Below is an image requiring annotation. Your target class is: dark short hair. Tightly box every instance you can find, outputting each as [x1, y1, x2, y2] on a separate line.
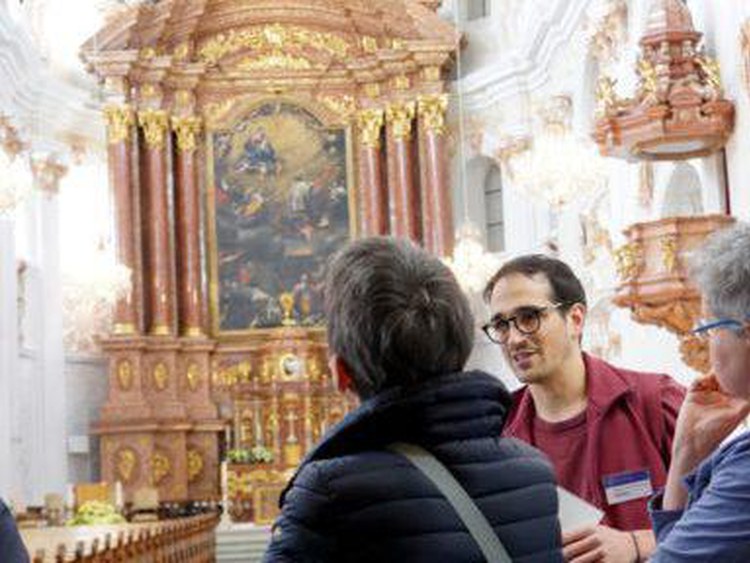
[325, 237, 474, 399]
[483, 254, 587, 308]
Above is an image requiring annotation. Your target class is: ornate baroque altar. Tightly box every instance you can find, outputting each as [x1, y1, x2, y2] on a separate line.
[81, 0, 458, 518]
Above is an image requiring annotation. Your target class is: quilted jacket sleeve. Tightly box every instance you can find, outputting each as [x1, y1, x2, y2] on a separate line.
[263, 463, 335, 562]
[0, 500, 29, 563]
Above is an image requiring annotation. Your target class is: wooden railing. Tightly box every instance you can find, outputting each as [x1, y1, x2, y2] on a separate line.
[26, 513, 219, 562]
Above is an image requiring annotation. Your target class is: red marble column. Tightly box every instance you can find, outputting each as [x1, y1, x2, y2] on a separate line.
[418, 94, 454, 257]
[385, 101, 420, 242]
[104, 105, 139, 335]
[172, 115, 204, 337]
[355, 108, 387, 236]
[138, 109, 174, 336]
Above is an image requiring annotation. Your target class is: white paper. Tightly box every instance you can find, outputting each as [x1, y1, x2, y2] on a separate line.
[557, 486, 604, 533]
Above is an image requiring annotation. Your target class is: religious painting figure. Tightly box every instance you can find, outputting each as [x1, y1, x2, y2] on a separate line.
[210, 102, 351, 333]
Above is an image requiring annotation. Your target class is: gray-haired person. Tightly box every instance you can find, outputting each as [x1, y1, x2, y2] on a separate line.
[264, 237, 563, 562]
[649, 221, 750, 561]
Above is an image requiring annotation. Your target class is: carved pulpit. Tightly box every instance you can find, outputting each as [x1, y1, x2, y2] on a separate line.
[81, 0, 458, 520]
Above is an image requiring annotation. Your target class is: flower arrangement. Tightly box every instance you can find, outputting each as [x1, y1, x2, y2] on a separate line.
[67, 500, 126, 526]
[226, 445, 274, 464]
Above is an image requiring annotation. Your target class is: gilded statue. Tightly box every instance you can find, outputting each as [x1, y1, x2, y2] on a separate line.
[660, 236, 679, 274]
[279, 292, 295, 326]
[636, 58, 658, 100]
[595, 76, 619, 117]
[696, 55, 723, 99]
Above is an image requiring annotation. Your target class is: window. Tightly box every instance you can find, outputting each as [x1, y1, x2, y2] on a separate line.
[484, 164, 504, 252]
[465, 0, 490, 21]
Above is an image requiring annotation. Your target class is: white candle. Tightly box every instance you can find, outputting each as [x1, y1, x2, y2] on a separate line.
[65, 484, 74, 510]
[114, 481, 123, 509]
[221, 461, 228, 498]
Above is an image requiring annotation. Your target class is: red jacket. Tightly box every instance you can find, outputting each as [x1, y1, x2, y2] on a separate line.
[503, 353, 686, 531]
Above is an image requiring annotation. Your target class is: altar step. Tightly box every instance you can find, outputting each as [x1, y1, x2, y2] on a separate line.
[216, 522, 272, 562]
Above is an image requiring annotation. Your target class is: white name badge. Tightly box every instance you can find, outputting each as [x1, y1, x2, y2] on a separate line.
[602, 469, 653, 506]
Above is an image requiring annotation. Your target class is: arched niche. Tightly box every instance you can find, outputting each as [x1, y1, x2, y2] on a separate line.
[660, 162, 704, 217]
[463, 154, 504, 251]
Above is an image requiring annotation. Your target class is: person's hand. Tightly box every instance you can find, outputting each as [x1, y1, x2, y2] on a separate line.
[663, 372, 750, 510]
[671, 373, 750, 472]
[562, 525, 637, 563]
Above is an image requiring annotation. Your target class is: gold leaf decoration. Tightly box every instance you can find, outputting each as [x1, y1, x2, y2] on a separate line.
[103, 105, 134, 145]
[418, 94, 449, 136]
[198, 24, 350, 65]
[138, 109, 169, 150]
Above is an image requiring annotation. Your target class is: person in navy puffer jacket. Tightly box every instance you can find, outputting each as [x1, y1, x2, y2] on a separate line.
[263, 237, 563, 563]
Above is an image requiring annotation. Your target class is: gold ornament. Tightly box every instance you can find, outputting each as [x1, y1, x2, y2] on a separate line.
[356, 108, 384, 149]
[153, 362, 169, 391]
[417, 94, 448, 136]
[116, 448, 137, 483]
[186, 362, 201, 391]
[636, 58, 658, 98]
[151, 452, 170, 486]
[319, 95, 357, 119]
[696, 55, 723, 95]
[138, 109, 169, 150]
[116, 359, 133, 391]
[595, 76, 620, 118]
[393, 75, 410, 90]
[279, 292, 295, 326]
[199, 24, 350, 65]
[364, 83, 380, 99]
[386, 102, 416, 141]
[203, 100, 234, 128]
[423, 66, 441, 81]
[103, 106, 134, 145]
[614, 243, 642, 281]
[361, 36, 378, 53]
[171, 115, 202, 152]
[187, 449, 204, 482]
[661, 235, 679, 273]
[237, 53, 316, 71]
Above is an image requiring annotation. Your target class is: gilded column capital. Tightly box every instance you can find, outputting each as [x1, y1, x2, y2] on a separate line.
[385, 101, 416, 141]
[417, 94, 449, 136]
[171, 115, 202, 152]
[138, 109, 169, 150]
[356, 108, 385, 149]
[103, 105, 134, 145]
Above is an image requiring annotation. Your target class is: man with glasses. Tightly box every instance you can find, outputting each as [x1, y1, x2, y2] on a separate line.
[483, 255, 685, 563]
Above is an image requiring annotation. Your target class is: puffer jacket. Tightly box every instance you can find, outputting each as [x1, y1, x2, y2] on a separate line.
[263, 371, 563, 562]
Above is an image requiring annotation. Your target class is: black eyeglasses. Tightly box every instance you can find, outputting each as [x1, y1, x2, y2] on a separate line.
[482, 303, 568, 344]
[692, 318, 747, 341]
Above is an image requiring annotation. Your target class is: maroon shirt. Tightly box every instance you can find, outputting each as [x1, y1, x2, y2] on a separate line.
[503, 353, 686, 531]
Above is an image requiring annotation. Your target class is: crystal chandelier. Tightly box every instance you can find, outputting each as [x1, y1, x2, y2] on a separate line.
[444, 223, 501, 294]
[509, 96, 607, 208]
[62, 240, 131, 353]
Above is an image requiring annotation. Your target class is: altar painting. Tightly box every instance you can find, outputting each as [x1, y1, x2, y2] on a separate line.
[209, 102, 351, 333]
